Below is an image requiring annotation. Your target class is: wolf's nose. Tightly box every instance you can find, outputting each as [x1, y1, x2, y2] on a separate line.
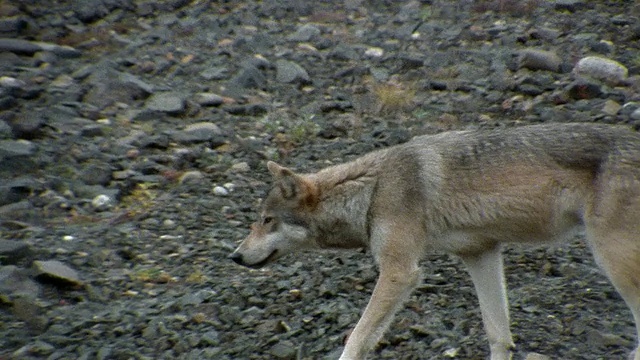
[229, 252, 243, 265]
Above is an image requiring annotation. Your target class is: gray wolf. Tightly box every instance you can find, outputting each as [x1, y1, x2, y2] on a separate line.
[229, 123, 640, 360]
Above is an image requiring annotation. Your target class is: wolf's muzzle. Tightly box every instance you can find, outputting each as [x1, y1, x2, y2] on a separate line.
[229, 250, 278, 269]
[229, 252, 244, 265]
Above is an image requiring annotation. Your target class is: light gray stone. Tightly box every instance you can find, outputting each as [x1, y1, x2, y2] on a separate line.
[573, 56, 628, 85]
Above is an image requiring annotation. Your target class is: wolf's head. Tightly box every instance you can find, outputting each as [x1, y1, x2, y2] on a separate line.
[229, 161, 320, 268]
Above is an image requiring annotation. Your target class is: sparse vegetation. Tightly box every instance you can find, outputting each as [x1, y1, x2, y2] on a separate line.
[130, 267, 173, 284]
[119, 183, 157, 216]
[471, 0, 542, 15]
[261, 113, 320, 145]
[372, 80, 416, 116]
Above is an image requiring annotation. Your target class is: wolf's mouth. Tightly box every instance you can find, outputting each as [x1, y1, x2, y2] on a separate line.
[248, 249, 278, 269]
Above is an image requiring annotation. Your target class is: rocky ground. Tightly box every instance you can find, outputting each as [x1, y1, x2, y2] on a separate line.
[1, 0, 640, 359]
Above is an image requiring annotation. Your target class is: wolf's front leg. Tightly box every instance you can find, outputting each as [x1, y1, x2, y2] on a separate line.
[460, 245, 514, 360]
[338, 254, 421, 360]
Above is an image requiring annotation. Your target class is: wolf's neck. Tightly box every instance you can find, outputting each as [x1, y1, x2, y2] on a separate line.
[310, 153, 383, 249]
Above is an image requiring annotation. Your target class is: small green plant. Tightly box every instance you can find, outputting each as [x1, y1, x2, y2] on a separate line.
[472, 0, 542, 16]
[420, 5, 433, 21]
[130, 267, 172, 284]
[119, 183, 157, 216]
[373, 80, 416, 115]
[185, 269, 209, 284]
[260, 114, 319, 145]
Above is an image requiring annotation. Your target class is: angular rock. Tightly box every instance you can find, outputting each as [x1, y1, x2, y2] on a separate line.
[573, 56, 628, 86]
[33, 260, 82, 287]
[144, 92, 186, 115]
[84, 65, 153, 109]
[288, 24, 321, 42]
[276, 59, 311, 84]
[518, 49, 562, 72]
[229, 65, 267, 90]
[330, 43, 360, 61]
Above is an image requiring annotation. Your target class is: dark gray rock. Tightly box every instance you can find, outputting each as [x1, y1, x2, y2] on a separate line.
[0, 177, 40, 206]
[554, 0, 588, 12]
[228, 65, 267, 90]
[0, 17, 28, 35]
[73, 0, 110, 23]
[518, 84, 544, 96]
[83, 65, 153, 109]
[4, 113, 45, 139]
[0, 38, 41, 55]
[518, 49, 562, 72]
[565, 79, 604, 100]
[80, 161, 112, 186]
[0, 240, 32, 264]
[33, 260, 82, 287]
[330, 43, 360, 61]
[224, 103, 269, 116]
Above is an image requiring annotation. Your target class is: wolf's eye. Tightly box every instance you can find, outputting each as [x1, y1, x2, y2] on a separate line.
[262, 216, 274, 225]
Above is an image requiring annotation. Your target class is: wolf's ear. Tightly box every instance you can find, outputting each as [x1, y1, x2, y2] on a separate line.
[266, 162, 318, 206]
[267, 161, 293, 179]
[267, 161, 300, 199]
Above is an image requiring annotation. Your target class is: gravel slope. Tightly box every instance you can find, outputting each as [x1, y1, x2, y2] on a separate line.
[1, 1, 640, 359]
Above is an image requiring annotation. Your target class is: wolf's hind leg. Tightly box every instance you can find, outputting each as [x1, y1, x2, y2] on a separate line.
[586, 227, 640, 360]
[460, 244, 514, 360]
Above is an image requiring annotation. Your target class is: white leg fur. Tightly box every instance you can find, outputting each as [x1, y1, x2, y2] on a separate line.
[460, 245, 514, 360]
